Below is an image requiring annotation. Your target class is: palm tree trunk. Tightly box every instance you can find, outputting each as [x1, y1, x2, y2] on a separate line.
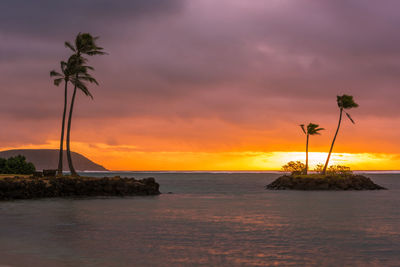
[305, 134, 309, 175]
[66, 86, 79, 177]
[57, 80, 68, 176]
[322, 108, 343, 174]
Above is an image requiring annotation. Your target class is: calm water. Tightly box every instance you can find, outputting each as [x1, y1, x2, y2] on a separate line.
[0, 172, 399, 267]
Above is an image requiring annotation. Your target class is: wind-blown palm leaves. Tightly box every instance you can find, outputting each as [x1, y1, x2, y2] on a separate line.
[65, 33, 106, 57]
[51, 33, 105, 177]
[322, 94, 358, 175]
[300, 123, 324, 174]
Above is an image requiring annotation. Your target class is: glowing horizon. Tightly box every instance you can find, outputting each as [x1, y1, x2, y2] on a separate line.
[2, 141, 400, 171]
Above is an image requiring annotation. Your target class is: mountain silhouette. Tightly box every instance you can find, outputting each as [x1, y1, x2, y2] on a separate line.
[0, 149, 108, 171]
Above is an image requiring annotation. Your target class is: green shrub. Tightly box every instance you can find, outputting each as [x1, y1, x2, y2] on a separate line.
[0, 155, 36, 175]
[326, 165, 352, 176]
[282, 161, 305, 175]
[313, 164, 324, 172]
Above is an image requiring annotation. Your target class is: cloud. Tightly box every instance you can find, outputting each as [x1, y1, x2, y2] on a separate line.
[1, 0, 400, 158]
[0, 0, 184, 37]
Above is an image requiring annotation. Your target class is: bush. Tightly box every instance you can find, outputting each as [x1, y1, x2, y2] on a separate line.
[282, 161, 305, 175]
[0, 155, 36, 175]
[312, 164, 352, 176]
[313, 164, 324, 172]
[326, 165, 352, 176]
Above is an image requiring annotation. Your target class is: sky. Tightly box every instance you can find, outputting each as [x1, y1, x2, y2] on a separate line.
[1, 0, 400, 170]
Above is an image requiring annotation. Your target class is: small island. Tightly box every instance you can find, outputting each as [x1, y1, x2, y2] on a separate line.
[267, 98, 387, 191]
[266, 161, 386, 191]
[266, 174, 386, 191]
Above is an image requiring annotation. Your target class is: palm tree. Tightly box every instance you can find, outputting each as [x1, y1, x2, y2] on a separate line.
[65, 56, 98, 176]
[300, 123, 324, 174]
[50, 57, 77, 176]
[64, 33, 105, 176]
[322, 94, 358, 175]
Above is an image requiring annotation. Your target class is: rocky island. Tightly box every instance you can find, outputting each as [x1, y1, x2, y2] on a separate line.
[266, 174, 386, 191]
[0, 176, 160, 200]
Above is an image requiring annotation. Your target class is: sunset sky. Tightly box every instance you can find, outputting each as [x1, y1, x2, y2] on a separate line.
[1, 0, 400, 170]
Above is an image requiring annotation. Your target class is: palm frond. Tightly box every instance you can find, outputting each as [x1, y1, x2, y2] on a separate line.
[82, 65, 95, 71]
[300, 124, 306, 134]
[64, 41, 76, 52]
[50, 70, 62, 77]
[307, 123, 324, 135]
[345, 111, 355, 124]
[77, 83, 94, 99]
[78, 74, 98, 85]
[86, 50, 107, 56]
[312, 128, 324, 135]
[53, 78, 64, 86]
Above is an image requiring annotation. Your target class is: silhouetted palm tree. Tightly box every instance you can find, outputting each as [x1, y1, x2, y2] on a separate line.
[50, 57, 77, 176]
[322, 94, 358, 175]
[64, 33, 105, 176]
[66, 56, 98, 176]
[300, 123, 324, 174]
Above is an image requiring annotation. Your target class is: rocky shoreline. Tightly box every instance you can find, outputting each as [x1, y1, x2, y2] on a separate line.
[266, 175, 386, 190]
[0, 176, 160, 200]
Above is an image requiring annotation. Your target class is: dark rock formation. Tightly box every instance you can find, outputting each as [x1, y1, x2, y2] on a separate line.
[0, 149, 108, 171]
[0, 176, 160, 200]
[266, 175, 386, 190]
[42, 169, 56, 177]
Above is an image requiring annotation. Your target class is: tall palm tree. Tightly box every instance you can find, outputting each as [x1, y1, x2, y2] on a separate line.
[50, 57, 77, 176]
[64, 33, 105, 176]
[66, 56, 98, 176]
[322, 94, 358, 175]
[300, 123, 324, 174]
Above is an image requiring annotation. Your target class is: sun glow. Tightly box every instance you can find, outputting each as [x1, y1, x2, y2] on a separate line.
[2, 141, 400, 171]
[253, 152, 398, 171]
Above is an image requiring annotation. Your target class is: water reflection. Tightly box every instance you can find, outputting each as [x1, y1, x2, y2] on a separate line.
[0, 173, 398, 266]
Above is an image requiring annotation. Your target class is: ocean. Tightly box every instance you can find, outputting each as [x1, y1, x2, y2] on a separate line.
[0, 172, 399, 266]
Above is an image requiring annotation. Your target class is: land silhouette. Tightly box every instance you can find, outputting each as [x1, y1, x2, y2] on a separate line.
[0, 149, 107, 171]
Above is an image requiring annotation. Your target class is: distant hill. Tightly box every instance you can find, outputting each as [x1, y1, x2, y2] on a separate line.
[0, 149, 108, 171]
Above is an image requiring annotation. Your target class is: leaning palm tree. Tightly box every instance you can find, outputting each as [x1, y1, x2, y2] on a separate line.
[300, 123, 324, 174]
[64, 33, 105, 176]
[322, 94, 358, 175]
[65, 57, 98, 176]
[50, 57, 78, 176]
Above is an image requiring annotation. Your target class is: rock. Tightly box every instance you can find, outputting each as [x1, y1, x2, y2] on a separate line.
[43, 169, 57, 177]
[32, 171, 43, 178]
[266, 175, 386, 191]
[0, 176, 161, 200]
